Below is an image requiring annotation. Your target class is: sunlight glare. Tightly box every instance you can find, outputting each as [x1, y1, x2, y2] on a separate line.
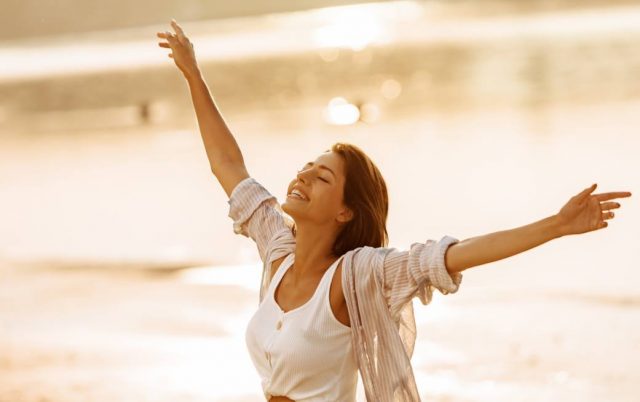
[323, 97, 360, 125]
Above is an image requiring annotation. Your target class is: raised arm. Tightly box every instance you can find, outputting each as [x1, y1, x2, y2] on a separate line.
[157, 20, 295, 281]
[157, 19, 248, 197]
[374, 183, 632, 321]
[444, 183, 632, 274]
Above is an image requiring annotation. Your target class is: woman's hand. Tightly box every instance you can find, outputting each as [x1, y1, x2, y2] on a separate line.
[157, 19, 200, 80]
[555, 183, 632, 236]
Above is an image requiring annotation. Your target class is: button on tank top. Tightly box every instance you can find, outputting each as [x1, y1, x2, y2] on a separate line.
[245, 253, 358, 401]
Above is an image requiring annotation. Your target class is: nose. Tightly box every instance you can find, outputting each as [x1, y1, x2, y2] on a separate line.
[296, 168, 308, 183]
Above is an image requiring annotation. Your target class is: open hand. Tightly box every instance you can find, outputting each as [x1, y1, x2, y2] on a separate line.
[556, 183, 632, 236]
[157, 19, 200, 79]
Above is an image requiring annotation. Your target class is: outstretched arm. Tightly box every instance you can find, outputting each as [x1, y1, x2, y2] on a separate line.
[157, 19, 248, 197]
[445, 183, 632, 274]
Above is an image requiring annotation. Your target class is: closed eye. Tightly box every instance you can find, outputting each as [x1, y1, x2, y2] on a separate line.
[299, 164, 331, 184]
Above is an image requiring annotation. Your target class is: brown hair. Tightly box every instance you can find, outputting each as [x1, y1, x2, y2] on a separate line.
[292, 142, 389, 256]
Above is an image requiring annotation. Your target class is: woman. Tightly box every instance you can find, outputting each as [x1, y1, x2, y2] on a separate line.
[157, 20, 632, 402]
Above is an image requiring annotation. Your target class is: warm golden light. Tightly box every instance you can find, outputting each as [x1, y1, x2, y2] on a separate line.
[323, 96, 360, 125]
[358, 102, 381, 124]
[381, 78, 402, 100]
[1, 1, 638, 401]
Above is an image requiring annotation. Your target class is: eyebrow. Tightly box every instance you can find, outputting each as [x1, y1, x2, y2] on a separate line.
[304, 161, 336, 178]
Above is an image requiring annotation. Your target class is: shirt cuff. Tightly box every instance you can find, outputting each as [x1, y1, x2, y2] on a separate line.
[227, 177, 277, 237]
[420, 235, 462, 295]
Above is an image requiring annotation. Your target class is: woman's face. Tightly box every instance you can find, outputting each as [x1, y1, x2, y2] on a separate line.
[282, 150, 352, 227]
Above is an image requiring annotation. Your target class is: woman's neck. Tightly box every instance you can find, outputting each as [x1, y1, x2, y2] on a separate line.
[291, 222, 338, 280]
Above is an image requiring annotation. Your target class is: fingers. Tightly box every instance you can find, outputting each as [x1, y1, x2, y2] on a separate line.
[577, 183, 597, 201]
[157, 31, 179, 58]
[575, 183, 632, 203]
[156, 31, 176, 40]
[600, 201, 621, 211]
[171, 19, 187, 41]
[602, 210, 615, 220]
[157, 20, 192, 62]
[156, 18, 193, 63]
[157, 19, 189, 52]
[157, 32, 177, 48]
[594, 191, 633, 202]
[157, 29, 181, 41]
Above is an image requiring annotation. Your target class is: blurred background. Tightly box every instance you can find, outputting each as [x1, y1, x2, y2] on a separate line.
[0, 0, 638, 401]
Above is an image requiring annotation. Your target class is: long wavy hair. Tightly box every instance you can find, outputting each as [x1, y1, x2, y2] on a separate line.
[291, 142, 389, 256]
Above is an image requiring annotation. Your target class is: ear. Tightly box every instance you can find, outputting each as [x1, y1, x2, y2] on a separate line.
[337, 206, 354, 224]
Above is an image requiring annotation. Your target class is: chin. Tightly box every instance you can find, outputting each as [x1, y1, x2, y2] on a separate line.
[281, 199, 303, 219]
[281, 200, 293, 215]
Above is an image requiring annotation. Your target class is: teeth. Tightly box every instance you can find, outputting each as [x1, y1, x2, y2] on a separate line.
[291, 189, 308, 200]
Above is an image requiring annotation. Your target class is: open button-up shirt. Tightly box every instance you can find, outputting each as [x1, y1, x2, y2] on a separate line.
[228, 177, 463, 401]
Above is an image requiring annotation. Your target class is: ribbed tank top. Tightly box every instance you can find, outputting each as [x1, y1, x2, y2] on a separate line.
[245, 253, 358, 401]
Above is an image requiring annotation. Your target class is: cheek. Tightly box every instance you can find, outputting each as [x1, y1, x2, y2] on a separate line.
[314, 186, 341, 209]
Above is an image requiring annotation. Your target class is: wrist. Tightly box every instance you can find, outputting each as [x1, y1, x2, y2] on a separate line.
[184, 67, 202, 83]
[550, 214, 567, 238]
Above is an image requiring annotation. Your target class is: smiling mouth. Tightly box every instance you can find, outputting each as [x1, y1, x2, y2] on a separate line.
[287, 193, 309, 201]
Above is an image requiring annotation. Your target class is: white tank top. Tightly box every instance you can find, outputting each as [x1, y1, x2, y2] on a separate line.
[245, 253, 358, 401]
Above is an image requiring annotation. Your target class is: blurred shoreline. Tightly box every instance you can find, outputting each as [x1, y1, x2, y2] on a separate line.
[1, 0, 640, 134]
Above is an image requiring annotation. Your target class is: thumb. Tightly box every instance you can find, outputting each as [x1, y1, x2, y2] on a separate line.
[578, 183, 597, 199]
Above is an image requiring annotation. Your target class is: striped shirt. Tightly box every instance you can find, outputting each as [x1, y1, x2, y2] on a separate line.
[228, 177, 463, 402]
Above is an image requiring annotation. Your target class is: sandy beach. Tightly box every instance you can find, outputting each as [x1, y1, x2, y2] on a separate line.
[1, 256, 638, 402]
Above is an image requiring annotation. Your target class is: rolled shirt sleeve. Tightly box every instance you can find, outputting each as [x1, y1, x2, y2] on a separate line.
[378, 235, 462, 321]
[227, 177, 293, 263]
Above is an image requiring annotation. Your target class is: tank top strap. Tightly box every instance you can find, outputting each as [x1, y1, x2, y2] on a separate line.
[268, 252, 294, 293]
[269, 253, 345, 298]
[318, 254, 345, 291]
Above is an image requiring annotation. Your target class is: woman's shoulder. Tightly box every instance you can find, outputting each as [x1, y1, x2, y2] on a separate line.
[348, 245, 391, 263]
[269, 253, 291, 283]
[340, 246, 389, 284]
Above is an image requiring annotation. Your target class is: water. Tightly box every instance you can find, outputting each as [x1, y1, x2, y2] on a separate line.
[1, 1, 639, 401]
